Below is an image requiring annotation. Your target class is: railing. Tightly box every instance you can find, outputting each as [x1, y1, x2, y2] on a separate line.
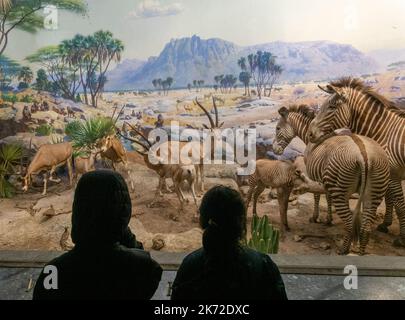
[1, 250, 405, 277]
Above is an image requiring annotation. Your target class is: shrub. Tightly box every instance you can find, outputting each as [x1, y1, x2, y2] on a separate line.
[1, 93, 18, 104]
[35, 124, 54, 136]
[19, 95, 33, 103]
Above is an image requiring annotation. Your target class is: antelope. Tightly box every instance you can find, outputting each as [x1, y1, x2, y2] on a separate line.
[119, 122, 204, 196]
[121, 132, 199, 217]
[73, 149, 99, 183]
[246, 159, 307, 232]
[22, 142, 73, 195]
[96, 134, 134, 192]
[95, 105, 135, 191]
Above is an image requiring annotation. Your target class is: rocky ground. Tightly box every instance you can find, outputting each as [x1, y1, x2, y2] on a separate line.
[1, 161, 404, 256]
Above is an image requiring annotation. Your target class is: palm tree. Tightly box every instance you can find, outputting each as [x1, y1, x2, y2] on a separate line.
[238, 57, 247, 71]
[239, 71, 251, 96]
[166, 77, 173, 94]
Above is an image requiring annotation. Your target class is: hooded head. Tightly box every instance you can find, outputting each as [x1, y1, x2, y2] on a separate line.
[71, 170, 132, 247]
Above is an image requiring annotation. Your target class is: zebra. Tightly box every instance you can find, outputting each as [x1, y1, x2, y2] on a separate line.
[272, 105, 333, 225]
[309, 77, 405, 248]
[274, 105, 390, 255]
[246, 159, 307, 232]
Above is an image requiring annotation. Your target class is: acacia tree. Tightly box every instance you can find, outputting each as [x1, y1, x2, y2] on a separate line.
[34, 68, 49, 92]
[246, 51, 283, 99]
[28, 31, 124, 106]
[17, 65, 33, 87]
[27, 45, 81, 100]
[81, 31, 124, 107]
[0, 0, 86, 56]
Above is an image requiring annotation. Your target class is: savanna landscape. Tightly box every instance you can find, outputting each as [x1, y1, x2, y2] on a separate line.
[1, 0, 405, 256]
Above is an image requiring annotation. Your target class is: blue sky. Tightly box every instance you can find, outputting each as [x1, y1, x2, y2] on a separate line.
[8, 0, 405, 62]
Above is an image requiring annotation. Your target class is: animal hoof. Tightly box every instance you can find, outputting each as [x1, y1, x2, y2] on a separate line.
[393, 238, 405, 248]
[309, 217, 318, 224]
[324, 221, 333, 227]
[377, 224, 389, 234]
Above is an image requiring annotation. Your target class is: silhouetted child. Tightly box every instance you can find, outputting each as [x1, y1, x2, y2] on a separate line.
[33, 170, 162, 300]
[172, 186, 287, 300]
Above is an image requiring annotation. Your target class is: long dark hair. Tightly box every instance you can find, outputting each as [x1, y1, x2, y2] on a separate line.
[199, 185, 247, 263]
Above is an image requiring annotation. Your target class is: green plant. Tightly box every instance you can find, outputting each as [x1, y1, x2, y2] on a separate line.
[19, 95, 33, 103]
[1, 93, 17, 103]
[65, 117, 115, 150]
[246, 215, 280, 254]
[35, 124, 54, 136]
[0, 144, 22, 198]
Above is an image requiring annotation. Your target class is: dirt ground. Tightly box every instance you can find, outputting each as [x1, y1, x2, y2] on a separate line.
[1, 162, 404, 257]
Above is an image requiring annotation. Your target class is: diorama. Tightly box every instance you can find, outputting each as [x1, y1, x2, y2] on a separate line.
[1, 0, 405, 262]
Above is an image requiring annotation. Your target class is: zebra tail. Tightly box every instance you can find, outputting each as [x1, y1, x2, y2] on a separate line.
[352, 161, 367, 245]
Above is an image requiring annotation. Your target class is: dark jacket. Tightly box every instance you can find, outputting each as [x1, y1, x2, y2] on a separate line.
[33, 170, 162, 300]
[171, 247, 287, 300]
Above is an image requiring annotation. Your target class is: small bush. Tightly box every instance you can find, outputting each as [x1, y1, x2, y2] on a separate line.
[1, 93, 18, 104]
[19, 95, 33, 103]
[35, 124, 54, 136]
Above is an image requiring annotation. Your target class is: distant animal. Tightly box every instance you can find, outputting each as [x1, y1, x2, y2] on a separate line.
[31, 103, 38, 113]
[245, 159, 307, 232]
[22, 105, 31, 121]
[66, 106, 75, 118]
[251, 90, 257, 96]
[42, 101, 49, 111]
[203, 93, 212, 100]
[22, 142, 73, 195]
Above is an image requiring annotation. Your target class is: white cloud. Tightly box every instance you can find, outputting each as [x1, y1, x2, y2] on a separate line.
[129, 0, 184, 19]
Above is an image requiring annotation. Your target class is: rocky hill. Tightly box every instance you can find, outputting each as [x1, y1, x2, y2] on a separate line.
[106, 35, 381, 90]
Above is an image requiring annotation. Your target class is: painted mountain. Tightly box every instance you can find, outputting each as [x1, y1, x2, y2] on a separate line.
[368, 48, 405, 68]
[106, 35, 380, 90]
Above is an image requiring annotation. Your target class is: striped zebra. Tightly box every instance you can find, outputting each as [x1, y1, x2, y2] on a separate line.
[272, 105, 333, 225]
[246, 159, 307, 232]
[274, 105, 390, 255]
[309, 77, 405, 248]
